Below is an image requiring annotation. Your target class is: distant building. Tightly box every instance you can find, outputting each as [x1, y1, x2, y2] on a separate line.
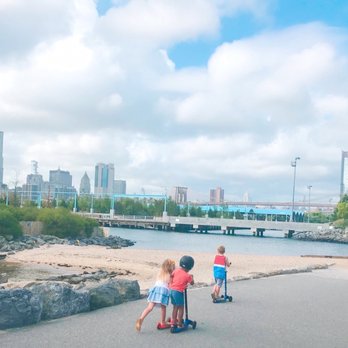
[209, 187, 224, 204]
[79, 172, 91, 195]
[23, 161, 43, 201]
[114, 179, 126, 195]
[340, 151, 348, 197]
[49, 168, 76, 199]
[172, 186, 188, 204]
[0, 131, 3, 186]
[94, 163, 115, 197]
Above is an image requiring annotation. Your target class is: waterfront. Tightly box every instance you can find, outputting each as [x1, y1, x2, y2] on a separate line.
[108, 227, 348, 256]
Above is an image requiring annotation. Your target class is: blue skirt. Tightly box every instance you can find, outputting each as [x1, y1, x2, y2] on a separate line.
[147, 286, 170, 306]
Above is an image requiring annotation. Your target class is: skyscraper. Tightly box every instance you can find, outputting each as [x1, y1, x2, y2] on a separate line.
[94, 163, 115, 197]
[171, 186, 188, 204]
[340, 151, 348, 197]
[114, 179, 126, 195]
[0, 131, 3, 186]
[79, 172, 91, 195]
[209, 187, 224, 204]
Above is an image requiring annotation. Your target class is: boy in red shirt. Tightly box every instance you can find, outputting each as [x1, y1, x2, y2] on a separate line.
[170, 255, 194, 328]
[211, 245, 231, 300]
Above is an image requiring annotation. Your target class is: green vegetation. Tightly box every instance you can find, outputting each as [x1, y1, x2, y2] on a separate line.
[332, 194, 348, 228]
[0, 204, 98, 239]
[0, 208, 23, 238]
[37, 208, 98, 238]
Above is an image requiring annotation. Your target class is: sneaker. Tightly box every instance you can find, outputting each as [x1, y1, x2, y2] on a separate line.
[135, 318, 143, 332]
[211, 293, 216, 300]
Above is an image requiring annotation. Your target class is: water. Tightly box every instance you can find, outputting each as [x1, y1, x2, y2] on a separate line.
[108, 228, 348, 256]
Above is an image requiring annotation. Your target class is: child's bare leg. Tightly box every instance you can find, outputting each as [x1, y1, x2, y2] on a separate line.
[140, 302, 155, 320]
[160, 305, 167, 324]
[172, 306, 178, 326]
[177, 306, 184, 326]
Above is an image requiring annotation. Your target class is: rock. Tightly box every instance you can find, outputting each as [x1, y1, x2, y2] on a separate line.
[88, 282, 122, 310]
[0, 273, 8, 283]
[27, 282, 90, 320]
[0, 253, 6, 260]
[88, 278, 140, 310]
[0, 288, 42, 329]
[107, 279, 140, 302]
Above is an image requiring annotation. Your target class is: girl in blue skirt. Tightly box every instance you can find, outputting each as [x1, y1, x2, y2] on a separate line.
[136, 258, 175, 331]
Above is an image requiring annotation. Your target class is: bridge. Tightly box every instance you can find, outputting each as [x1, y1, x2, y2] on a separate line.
[78, 213, 330, 238]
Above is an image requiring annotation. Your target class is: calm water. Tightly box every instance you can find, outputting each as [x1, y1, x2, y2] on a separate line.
[108, 227, 348, 256]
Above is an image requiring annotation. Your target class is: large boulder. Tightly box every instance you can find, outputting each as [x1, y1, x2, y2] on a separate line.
[106, 279, 140, 302]
[0, 288, 42, 329]
[27, 282, 90, 320]
[88, 279, 140, 310]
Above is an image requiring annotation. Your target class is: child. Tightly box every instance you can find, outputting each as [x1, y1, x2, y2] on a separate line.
[211, 245, 231, 299]
[136, 258, 175, 332]
[170, 255, 194, 328]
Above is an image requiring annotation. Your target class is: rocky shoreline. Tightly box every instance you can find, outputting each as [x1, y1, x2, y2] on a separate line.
[0, 234, 135, 257]
[292, 228, 348, 244]
[0, 234, 140, 330]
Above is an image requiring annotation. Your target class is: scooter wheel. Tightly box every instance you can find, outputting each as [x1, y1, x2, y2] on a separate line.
[221, 295, 224, 298]
[192, 321, 197, 330]
[228, 296, 233, 302]
[213, 298, 217, 303]
[170, 326, 176, 333]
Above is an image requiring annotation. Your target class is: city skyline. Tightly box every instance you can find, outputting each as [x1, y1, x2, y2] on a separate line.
[1, 1, 348, 203]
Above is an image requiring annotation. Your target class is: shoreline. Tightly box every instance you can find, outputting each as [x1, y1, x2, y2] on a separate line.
[2, 244, 348, 291]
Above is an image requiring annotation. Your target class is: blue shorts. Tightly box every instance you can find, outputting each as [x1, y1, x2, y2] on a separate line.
[170, 290, 184, 306]
[215, 278, 224, 287]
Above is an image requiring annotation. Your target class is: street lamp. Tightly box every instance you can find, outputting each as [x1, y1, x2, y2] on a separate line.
[307, 185, 312, 222]
[291, 157, 300, 222]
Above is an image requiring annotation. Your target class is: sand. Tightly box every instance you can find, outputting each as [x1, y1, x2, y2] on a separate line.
[3, 244, 348, 291]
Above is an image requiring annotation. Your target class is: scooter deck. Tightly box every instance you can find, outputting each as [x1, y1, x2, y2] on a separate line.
[170, 319, 197, 333]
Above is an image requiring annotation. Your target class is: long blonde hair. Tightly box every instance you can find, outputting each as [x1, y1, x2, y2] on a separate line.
[158, 259, 175, 283]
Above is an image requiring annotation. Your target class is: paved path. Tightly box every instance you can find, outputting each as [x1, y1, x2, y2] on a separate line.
[1, 269, 348, 348]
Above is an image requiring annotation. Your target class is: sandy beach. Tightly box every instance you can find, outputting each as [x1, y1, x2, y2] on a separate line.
[3, 244, 348, 291]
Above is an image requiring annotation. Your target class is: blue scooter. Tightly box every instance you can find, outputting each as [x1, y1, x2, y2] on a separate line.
[170, 289, 197, 333]
[213, 271, 233, 303]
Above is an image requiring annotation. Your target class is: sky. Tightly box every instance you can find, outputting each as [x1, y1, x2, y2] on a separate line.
[1, 0, 348, 203]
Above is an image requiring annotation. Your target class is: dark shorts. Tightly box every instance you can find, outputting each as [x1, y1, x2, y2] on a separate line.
[170, 290, 184, 306]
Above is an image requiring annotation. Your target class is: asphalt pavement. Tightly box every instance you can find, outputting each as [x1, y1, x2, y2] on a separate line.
[0, 268, 347, 348]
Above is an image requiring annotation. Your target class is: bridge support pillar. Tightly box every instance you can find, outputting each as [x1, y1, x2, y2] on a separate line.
[287, 230, 294, 238]
[256, 228, 264, 237]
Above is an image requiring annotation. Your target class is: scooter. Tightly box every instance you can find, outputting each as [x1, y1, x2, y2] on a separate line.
[170, 289, 197, 333]
[213, 271, 233, 303]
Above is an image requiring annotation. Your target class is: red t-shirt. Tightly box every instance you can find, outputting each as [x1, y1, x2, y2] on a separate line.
[170, 268, 193, 292]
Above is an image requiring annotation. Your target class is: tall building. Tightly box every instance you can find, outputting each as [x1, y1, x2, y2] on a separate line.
[94, 163, 115, 197]
[114, 179, 126, 195]
[49, 168, 76, 199]
[340, 151, 348, 197]
[0, 131, 3, 186]
[79, 172, 91, 195]
[209, 187, 224, 204]
[49, 168, 72, 187]
[172, 186, 188, 204]
[23, 161, 43, 201]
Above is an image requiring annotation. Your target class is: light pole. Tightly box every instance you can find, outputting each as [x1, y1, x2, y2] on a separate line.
[291, 157, 300, 222]
[307, 185, 312, 222]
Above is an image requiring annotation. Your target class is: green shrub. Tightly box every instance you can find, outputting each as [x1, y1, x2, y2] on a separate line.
[37, 207, 97, 238]
[0, 209, 23, 238]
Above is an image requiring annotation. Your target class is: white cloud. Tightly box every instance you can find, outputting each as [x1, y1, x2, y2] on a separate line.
[0, 1, 347, 203]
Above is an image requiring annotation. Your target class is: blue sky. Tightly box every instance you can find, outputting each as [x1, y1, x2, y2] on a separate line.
[1, 0, 348, 203]
[97, 0, 348, 68]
